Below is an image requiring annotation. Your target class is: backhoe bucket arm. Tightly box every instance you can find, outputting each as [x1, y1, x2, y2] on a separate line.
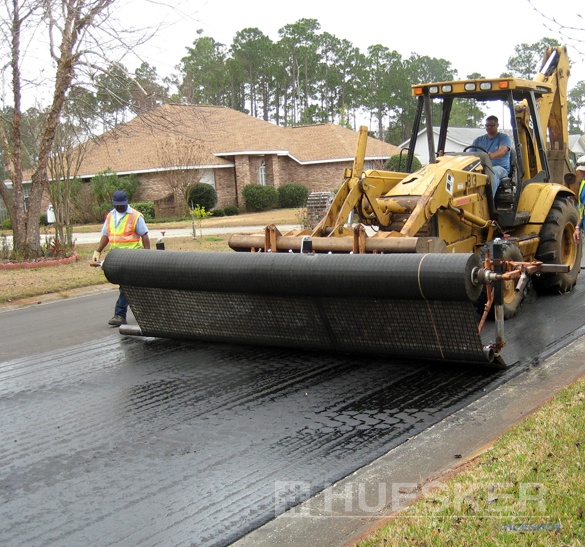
[312, 126, 369, 237]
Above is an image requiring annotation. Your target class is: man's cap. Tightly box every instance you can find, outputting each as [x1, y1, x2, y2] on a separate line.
[112, 190, 129, 205]
[577, 155, 585, 172]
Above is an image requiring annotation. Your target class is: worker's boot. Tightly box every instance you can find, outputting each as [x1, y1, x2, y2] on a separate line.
[108, 315, 127, 327]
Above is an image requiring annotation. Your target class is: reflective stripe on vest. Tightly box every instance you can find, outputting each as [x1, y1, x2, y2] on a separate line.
[579, 180, 585, 220]
[106, 209, 142, 248]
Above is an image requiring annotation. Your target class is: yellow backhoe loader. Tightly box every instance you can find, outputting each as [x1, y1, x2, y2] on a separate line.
[104, 46, 581, 367]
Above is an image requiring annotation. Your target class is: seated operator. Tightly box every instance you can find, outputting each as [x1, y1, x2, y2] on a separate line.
[469, 115, 511, 195]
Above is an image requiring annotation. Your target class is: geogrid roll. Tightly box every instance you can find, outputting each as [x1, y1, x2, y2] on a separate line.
[103, 249, 496, 364]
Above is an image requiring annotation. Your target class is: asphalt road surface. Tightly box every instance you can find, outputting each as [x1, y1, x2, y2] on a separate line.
[1, 278, 585, 546]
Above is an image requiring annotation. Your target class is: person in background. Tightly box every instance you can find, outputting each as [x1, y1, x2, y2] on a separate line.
[564, 172, 578, 197]
[91, 190, 150, 326]
[470, 115, 512, 195]
[576, 155, 585, 188]
[573, 156, 585, 242]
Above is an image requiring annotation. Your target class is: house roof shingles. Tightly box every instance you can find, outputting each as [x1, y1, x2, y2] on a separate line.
[77, 104, 401, 178]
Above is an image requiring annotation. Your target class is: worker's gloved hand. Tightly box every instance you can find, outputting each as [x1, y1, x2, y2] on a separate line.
[92, 251, 101, 262]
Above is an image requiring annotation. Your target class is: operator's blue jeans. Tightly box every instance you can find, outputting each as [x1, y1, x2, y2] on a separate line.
[491, 166, 508, 194]
[115, 288, 128, 318]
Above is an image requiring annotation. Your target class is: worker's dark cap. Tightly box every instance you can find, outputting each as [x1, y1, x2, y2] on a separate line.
[112, 190, 129, 205]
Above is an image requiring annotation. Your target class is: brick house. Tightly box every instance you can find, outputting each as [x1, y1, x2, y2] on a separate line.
[0, 104, 401, 222]
[71, 104, 401, 215]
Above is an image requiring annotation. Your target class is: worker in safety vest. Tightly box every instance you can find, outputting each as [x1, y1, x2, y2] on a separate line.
[91, 190, 150, 326]
[573, 156, 585, 242]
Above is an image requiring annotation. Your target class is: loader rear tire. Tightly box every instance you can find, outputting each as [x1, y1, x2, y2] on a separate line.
[533, 195, 582, 293]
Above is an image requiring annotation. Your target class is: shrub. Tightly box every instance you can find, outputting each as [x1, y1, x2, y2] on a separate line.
[2, 218, 12, 230]
[385, 154, 422, 173]
[90, 170, 141, 218]
[132, 201, 155, 220]
[187, 183, 218, 212]
[243, 184, 279, 212]
[211, 208, 225, 217]
[71, 183, 103, 224]
[40, 214, 48, 226]
[278, 183, 309, 208]
[91, 170, 140, 204]
[223, 205, 240, 216]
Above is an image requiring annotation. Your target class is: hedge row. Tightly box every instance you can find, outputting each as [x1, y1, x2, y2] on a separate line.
[132, 202, 155, 220]
[243, 183, 308, 212]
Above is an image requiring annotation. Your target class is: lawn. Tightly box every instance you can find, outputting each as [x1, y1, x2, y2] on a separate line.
[358, 374, 585, 546]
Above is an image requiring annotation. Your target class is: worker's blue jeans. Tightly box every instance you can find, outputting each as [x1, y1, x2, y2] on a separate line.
[115, 288, 128, 318]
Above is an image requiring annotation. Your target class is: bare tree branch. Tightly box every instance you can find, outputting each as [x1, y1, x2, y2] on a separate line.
[156, 134, 207, 216]
[0, 0, 165, 258]
[528, 0, 585, 60]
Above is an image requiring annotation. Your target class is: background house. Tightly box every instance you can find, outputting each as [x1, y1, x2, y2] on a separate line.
[400, 127, 487, 165]
[569, 134, 585, 166]
[0, 105, 400, 223]
[58, 104, 401, 217]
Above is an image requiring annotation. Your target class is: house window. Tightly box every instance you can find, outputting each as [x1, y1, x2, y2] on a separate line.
[24, 184, 30, 209]
[259, 160, 266, 186]
[0, 197, 8, 223]
[199, 169, 215, 189]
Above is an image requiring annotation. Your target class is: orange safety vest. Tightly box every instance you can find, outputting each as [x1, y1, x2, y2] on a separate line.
[106, 208, 143, 249]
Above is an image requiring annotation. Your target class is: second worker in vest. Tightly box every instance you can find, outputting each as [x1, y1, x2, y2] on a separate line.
[91, 190, 151, 326]
[573, 156, 585, 243]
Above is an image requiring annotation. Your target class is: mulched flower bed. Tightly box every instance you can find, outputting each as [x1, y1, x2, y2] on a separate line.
[0, 253, 79, 270]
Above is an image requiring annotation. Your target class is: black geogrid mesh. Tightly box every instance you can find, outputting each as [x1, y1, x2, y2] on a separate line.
[124, 286, 490, 364]
[107, 249, 496, 364]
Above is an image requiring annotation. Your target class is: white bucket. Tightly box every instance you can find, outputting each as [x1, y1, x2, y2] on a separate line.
[47, 205, 56, 224]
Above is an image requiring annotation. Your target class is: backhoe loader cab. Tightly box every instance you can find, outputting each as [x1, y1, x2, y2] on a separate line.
[408, 75, 558, 227]
[105, 46, 580, 366]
